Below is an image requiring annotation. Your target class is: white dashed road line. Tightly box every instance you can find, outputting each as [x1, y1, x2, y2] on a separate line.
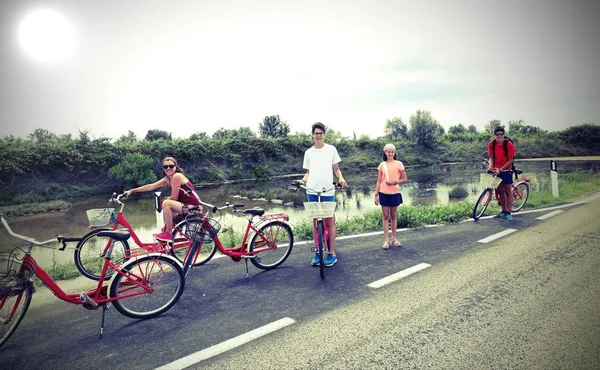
[367, 263, 431, 289]
[477, 229, 518, 243]
[155, 317, 296, 370]
[536, 210, 564, 220]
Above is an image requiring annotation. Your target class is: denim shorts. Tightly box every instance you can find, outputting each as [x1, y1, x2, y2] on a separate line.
[306, 194, 335, 202]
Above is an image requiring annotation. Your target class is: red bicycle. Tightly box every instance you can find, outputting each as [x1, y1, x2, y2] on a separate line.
[180, 200, 294, 277]
[74, 193, 200, 280]
[472, 170, 531, 220]
[0, 212, 185, 350]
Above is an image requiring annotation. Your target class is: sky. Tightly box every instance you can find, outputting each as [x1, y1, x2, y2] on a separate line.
[1, 0, 599, 140]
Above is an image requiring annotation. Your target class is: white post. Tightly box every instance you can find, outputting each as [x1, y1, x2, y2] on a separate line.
[154, 191, 164, 227]
[550, 160, 559, 198]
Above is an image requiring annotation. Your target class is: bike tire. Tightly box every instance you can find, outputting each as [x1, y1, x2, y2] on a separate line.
[110, 254, 185, 319]
[317, 221, 325, 280]
[511, 182, 530, 212]
[249, 221, 294, 270]
[74, 228, 130, 281]
[0, 282, 33, 349]
[473, 188, 493, 220]
[170, 218, 217, 267]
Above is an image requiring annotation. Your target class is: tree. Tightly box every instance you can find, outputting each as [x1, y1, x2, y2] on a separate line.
[189, 132, 208, 140]
[484, 120, 502, 134]
[259, 115, 290, 138]
[384, 117, 408, 139]
[468, 125, 478, 134]
[448, 124, 467, 135]
[145, 129, 172, 141]
[213, 127, 257, 139]
[408, 110, 444, 148]
[108, 152, 157, 189]
[508, 120, 544, 136]
[117, 130, 137, 143]
[28, 128, 56, 144]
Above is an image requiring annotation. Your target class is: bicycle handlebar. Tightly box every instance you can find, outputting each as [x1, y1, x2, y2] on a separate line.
[0, 213, 80, 249]
[290, 181, 343, 194]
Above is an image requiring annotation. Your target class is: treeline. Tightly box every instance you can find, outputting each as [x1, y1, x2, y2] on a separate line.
[1, 112, 598, 205]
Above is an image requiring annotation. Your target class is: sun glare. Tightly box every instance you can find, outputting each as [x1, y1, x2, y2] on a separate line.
[18, 9, 76, 63]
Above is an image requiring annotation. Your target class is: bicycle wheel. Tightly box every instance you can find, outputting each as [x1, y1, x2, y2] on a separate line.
[0, 282, 33, 349]
[317, 221, 325, 280]
[473, 188, 493, 220]
[110, 254, 184, 319]
[74, 228, 130, 281]
[171, 219, 217, 267]
[511, 182, 530, 212]
[249, 221, 294, 270]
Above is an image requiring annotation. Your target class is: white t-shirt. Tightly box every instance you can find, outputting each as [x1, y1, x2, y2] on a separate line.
[302, 144, 341, 196]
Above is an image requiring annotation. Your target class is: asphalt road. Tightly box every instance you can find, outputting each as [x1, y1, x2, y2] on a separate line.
[2, 194, 599, 369]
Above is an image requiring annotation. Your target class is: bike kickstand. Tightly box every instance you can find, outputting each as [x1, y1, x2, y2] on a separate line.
[244, 258, 249, 279]
[100, 304, 109, 337]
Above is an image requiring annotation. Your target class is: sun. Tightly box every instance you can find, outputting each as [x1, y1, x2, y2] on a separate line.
[18, 9, 77, 63]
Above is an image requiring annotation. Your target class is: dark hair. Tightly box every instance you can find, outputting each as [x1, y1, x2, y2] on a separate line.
[493, 126, 505, 135]
[311, 122, 326, 133]
[163, 156, 184, 174]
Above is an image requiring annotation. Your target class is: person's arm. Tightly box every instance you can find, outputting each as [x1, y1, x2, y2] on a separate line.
[374, 166, 382, 205]
[497, 157, 514, 172]
[397, 169, 408, 185]
[299, 170, 309, 185]
[332, 163, 347, 188]
[124, 177, 167, 197]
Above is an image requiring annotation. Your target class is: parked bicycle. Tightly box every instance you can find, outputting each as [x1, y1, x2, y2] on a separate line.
[0, 213, 185, 350]
[291, 182, 340, 280]
[472, 170, 531, 220]
[75, 193, 201, 280]
[178, 200, 294, 277]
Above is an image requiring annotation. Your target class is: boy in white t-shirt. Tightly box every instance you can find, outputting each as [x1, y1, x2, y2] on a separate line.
[299, 122, 348, 267]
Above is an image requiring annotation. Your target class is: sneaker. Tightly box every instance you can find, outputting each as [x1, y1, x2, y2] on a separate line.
[495, 211, 506, 219]
[324, 254, 337, 267]
[311, 253, 320, 266]
[503, 213, 513, 221]
[154, 231, 173, 241]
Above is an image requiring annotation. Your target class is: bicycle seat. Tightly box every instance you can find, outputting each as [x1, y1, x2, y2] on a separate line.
[244, 208, 265, 217]
[96, 230, 130, 242]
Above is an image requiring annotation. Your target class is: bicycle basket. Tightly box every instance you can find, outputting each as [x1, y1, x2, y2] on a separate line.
[86, 208, 115, 227]
[0, 253, 35, 298]
[303, 202, 337, 219]
[184, 216, 221, 243]
[480, 173, 503, 189]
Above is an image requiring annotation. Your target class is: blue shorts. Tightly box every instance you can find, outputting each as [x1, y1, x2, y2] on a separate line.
[498, 171, 513, 185]
[306, 194, 335, 202]
[378, 192, 403, 207]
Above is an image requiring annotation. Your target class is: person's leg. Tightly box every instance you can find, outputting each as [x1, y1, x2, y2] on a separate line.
[499, 184, 512, 213]
[389, 206, 398, 243]
[325, 216, 336, 254]
[162, 199, 184, 232]
[382, 206, 390, 244]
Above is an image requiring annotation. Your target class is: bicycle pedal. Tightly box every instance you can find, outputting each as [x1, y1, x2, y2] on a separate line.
[241, 255, 257, 259]
[310, 247, 317, 252]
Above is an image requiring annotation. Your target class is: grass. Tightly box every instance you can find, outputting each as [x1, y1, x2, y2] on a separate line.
[0, 200, 70, 217]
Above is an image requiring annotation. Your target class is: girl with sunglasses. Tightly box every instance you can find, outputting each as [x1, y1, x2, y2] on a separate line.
[123, 156, 202, 241]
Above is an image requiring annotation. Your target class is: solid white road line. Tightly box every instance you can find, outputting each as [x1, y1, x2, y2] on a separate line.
[536, 210, 564, 220]
[155, 317, 296, 370]
[367, 263, 431, 289]
[477, 229, 518, 243]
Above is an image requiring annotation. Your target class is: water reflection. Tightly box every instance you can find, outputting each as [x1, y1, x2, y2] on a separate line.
[2, 159, 597, 268]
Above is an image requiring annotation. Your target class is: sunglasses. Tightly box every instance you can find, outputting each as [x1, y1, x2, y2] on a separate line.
[163, 164, 176, 169]
[495, 133, 504, 137]
[313, 131, 324, 136]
